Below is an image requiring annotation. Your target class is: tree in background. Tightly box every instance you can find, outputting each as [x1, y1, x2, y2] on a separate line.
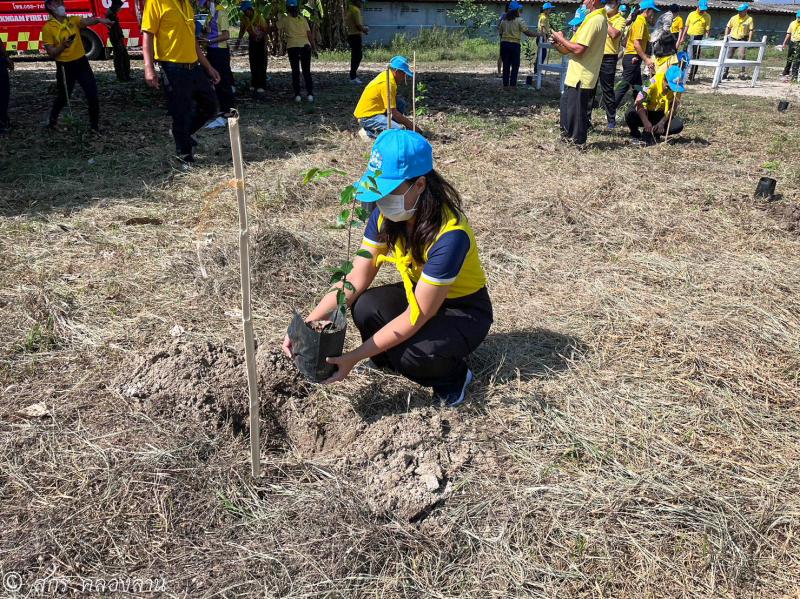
[449, 0, 499, 38]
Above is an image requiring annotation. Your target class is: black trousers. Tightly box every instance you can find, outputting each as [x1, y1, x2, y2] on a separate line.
[500, 41, 521, 87]
[207, 47, 235, 113]
[560, 82, 592, 145]
[351, 283, 493, 393]
[625, 108, 684, 141]
[0, 59, 9, 130]
[49, 56, 100, 131]
[348, 34, 362, 79]
[687, 34, 703, 80]
[613, 54, 643, 116]
[589, 54, 618, 124]
[534, 44, 548, 74]
[287, 45, 313, 96]
[159, 62, 218, 157]
[248, 37, 267, 90]
[784, 40, 799, 79]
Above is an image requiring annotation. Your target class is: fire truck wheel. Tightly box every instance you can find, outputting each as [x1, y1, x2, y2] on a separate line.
[81, 30, 105, 61]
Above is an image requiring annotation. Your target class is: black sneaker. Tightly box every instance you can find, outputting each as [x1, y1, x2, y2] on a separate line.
[175, 154, 194, 169]
[433, 369, 474, 408]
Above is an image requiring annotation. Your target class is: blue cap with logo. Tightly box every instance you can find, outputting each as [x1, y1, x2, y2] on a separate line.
[509, 1, 523, 10]
[542, 2, 555, 9]
[665, 65, 686, 93]
[698, 0, 708, 9]
[639, 0, 661, 11]
[355, 130, 433, 204]
[620, 4, 628, 11]
[389, 55, 414, 78]
[737, 2, 748, 10]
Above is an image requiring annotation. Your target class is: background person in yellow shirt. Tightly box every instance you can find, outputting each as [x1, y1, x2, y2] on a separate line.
[142, 0, 220, 165]
[625, 64, 684, 143]
[278, 0, 316, 102]
[723, 3, 754, 80]
[613, 0, 659, 120]
[591, 0, 625, 129]
[535, 3, 554, 74]
[498, 1, 536, 88]
[679, 0, 711, 82]
[236, 1, 269, 93]
[354, 56, 415, 139]
[781, 11, 800, 82]
[346, 0, 368, 83]
[41, 0, 112, 132]
[651, 4, 680, 74]
[551, 0, 608, 145]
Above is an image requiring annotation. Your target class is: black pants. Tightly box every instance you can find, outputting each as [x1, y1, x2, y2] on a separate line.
[784, 40, 799, 79]
[591, 54, 618, 124]
[248, 37, 267, 90]
[351, 283, 493, 393]
[500, 41, 521, 87]
[723, 41, 746, 78]
[159, 62, 218, 157]
[625, 108, 684, 141]
[49, 56, 100, 131]
[0, 59, 9, 131]
[688, 34, 703, 81]
[613, 54, 643, 116]
[560, 83, 592, 145]
[207, 47, 235, 113]
[287, 45, 313, 96]
[534, 44, 548, 74]
[348, 34, 362, 80]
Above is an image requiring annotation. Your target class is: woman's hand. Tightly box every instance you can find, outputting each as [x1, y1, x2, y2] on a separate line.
[282, 334, 293, 358]
[321, 352, 360, 384]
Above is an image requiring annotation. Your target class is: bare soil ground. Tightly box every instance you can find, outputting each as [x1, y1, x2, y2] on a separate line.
[1, 57, 800, 598]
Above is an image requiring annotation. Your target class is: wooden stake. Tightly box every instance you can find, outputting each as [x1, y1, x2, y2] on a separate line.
[664, 57, 687, 144]
[227, 110, 261, 478]
[386, 65, 391, 129]
[412, 52, 417, 132]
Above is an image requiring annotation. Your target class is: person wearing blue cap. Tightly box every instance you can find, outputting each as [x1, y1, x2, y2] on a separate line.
[723, 3, 754, 80]
[536, 3, 555, 73]
[625, 64, 684, 143]
[679, 0, 711, 82]
[284, 130, 493, 407]
[354, 56, 415, 138]
[651, 3, 680, 74]
[591, 0, 626, 129]
[278, 0, 316, 102]
[612, 0, 659, 120]
[236, 1, 269, 94]
[551, 0, 608, 145]
[780, 10, 800, 82]
[498, 1, 536, 87]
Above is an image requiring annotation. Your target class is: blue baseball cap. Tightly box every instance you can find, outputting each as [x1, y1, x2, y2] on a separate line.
[354, 130, 433, 203]
[389, 55, 414, 78]
[639, 0, 661, 11]
[737, 2, 748, 10]
[698, 0, 708, 9]
[287, 0, 298, 6]
[796, 9, 800, 17]
[542, 2, 555, 9]
[568, 14, 585, 26]
[665, 65, 685, 92]
[509, 1, 523, 10]
[239, 0, 253, 9]
[620, 4, 628, 11]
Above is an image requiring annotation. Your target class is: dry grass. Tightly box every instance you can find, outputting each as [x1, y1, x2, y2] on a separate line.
[1, 57, 800, 598]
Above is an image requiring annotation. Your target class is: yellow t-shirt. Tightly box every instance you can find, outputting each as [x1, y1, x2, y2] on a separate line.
[671, 15, 683, 34]
[538, 13, 552, 37]
[354, 70, 397, 119]
[278, 14, 310, 48]
[625, 13, 650, 55]
[565, 8, 608, 89]
[500, 18, 530, 44]
[727, 14, 754, 39]
[345, 5, 363, 36]
[141, 0, 198, 63]
[685, 10, 711, 36]
[605, 12, 627, 55]
[788, 20, 800, 43]
[641, 71, 675, 113]
[41, 16, 85, 62]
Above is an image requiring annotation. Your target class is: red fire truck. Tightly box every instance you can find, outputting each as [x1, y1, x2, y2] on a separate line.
[0, 0, 143, 58]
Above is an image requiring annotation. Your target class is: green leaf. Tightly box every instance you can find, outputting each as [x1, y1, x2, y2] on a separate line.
[356, 249, 373, 259]
[336, 289, 346, 307]
[330, 271, 345, 283]
[302, 167, 320, 185]
[343, 281, 356, 292]
[340, 185, 356, 205]
[340, 261, 354, 275]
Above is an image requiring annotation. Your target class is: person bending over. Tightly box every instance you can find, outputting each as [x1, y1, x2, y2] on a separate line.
[626, 64, 684, 143]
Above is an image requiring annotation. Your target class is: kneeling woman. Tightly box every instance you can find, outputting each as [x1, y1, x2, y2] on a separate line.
[283, 130, 492, 406]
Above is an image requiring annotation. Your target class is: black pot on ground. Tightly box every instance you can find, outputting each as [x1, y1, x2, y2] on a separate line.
[755, 176, 777, 200]
[287, 310, 346, 382]
[777, 100, 789, 113]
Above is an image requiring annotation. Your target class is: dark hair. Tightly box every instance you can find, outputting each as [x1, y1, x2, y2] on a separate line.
[378, 169, 463, 265]
[669, 4, 679, 12]
[506, 9, 519, 20]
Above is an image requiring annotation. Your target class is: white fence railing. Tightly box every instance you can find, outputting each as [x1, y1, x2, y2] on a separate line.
[688, 35, 768, 89]
[535, 42, 569, 93]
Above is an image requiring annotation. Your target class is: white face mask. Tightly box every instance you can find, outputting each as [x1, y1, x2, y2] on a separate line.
[54, 5, 66, 16]
[605, 5, 614, 13]
[377, 186, 419, 222]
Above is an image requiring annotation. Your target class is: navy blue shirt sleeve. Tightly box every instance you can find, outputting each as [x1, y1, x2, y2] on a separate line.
[362, 208, 386, 248]
[421, 230, 470, 285]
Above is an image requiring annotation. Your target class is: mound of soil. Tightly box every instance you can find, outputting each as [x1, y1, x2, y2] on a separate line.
[121, 341, 492, 522]
[767, 200, 800, 233]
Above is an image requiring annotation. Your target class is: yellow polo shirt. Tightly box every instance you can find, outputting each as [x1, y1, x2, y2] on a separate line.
[640, 70, 675, 113]
[686, 10, 711, 36]
[500, 18, 531, 43]
[788, 20, 800, 42]
[625, 13, 650, 55]
[538, 13, 552, 37]
[565, 8, 608, 89]
[345, 5, 363, 36]
[278, 14, 310, 48]
[727, 13, 754, 39]
[141, 0, 198, 63]
[354, 69, 397, 119]
[41, 16, 85, 62]
[671, 15, 683, 34]
[605, 12, 627, 55]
